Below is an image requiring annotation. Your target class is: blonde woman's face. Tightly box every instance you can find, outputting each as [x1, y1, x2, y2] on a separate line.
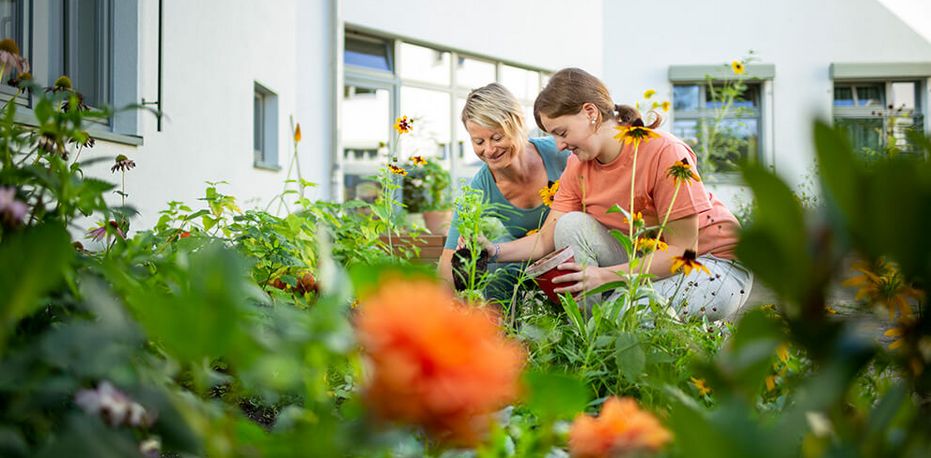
[465, 121, 519, 170]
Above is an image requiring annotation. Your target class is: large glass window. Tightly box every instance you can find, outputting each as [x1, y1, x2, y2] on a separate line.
[833, 80, 925, 158]
[340, 30, 550, 202]
[672, 83, 762, 174]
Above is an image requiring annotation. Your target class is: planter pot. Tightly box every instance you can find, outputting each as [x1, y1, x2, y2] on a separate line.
[525, 246, 575, 305]
[422, 210, 452, 236]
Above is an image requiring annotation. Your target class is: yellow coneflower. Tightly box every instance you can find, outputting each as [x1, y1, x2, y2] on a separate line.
[765, 375, 777, 392]
[394, 115, 414, 134]
[411, 155, 428, 166]
[613, 119, 659, 147]
[643, 89, 656, 99]
[538, 180, 559, 207]
[671, 249, 711, 276]
[666, 158, 701, 184]
[731, 60, 746, 75]
[387, 164, 407, 176]
[623, 211, 644, 228]
[638, 237, 668, 253]
[294, 123, 302, 143]
[884, 327, 905, 350]
[690, 377, 712, 396]
[843, 258, 924, 321]
[776, 343, 789, 363]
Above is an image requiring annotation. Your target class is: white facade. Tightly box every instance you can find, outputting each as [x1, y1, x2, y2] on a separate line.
[46, 0, 931, 229]
[603, 0, 931, 191]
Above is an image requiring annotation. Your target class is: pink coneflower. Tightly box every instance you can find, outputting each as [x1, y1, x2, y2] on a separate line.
[87, 220, 126, 241]
[0, 38, 29, 79]
[111, 155, 135, 173]
[75, 381, 156, 428]
[0, 187, 28, 227]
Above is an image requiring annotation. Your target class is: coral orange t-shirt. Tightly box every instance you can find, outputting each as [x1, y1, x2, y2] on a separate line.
[551, 131, 740, 260]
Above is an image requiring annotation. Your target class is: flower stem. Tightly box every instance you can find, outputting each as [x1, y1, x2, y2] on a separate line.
[643, 181, 682, 274]
[628, 142, 640, 260]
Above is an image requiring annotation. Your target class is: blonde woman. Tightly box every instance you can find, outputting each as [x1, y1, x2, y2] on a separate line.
[483, 68, 752, 320]
[438, 83, 569, 301]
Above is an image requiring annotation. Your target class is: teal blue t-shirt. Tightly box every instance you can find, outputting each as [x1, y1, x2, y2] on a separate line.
[444, 136, 569, 250]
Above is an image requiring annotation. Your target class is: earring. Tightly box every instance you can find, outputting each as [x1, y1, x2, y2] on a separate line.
[590, 118, 595, 125]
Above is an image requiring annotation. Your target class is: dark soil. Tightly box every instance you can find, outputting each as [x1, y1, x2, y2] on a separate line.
[451, 247, 489, 292]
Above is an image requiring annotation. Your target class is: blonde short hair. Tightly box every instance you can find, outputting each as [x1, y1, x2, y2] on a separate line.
[461, 83, 527, 148]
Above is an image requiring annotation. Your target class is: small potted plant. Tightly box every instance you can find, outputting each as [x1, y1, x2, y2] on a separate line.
[402, 156, 452, 235]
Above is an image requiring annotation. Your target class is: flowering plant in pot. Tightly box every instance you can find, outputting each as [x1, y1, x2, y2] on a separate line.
[401, 155, 452, 234]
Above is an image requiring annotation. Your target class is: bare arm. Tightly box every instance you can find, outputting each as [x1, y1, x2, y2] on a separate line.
[438, 248, 455, 285]
[493, 209, 565, 263]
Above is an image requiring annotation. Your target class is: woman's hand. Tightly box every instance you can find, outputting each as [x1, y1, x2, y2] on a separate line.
[457, 235, 496, 257]
[550, 263, 614, 295]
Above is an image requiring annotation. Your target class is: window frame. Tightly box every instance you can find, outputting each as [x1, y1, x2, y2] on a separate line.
[253, 82, 280, 170]
[337, 26, 552, 202]
[0, 0, 142, 144]
[832, 78, 927, 157]
[670, 81, 765, 177]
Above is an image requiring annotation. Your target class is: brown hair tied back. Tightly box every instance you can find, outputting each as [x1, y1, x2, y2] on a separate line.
[615, 104, 663, 129]
[533, 67, 662, 131]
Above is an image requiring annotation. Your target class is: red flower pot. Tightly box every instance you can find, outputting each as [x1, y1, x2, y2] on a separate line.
[526, 246, 575, 305]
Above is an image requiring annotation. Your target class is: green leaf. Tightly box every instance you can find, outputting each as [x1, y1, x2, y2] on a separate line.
[813, 120, 860, 226]
[615, 332, 646, 382]
[523, 370, 589, 421]
[0, 224, 73, 352]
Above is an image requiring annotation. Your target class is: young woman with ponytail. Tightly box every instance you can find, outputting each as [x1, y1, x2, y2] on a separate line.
[484, 68, 752, 321]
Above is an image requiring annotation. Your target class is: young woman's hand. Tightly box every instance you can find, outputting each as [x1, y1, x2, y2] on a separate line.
[550, 263, 613, 294]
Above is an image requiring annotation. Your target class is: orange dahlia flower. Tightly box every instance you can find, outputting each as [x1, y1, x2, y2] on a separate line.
[356, 278, 525, 446]
[568, 397, 671, 458]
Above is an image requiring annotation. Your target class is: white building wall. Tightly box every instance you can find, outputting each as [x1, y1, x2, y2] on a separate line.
[84, 0, 302, 231]
[602, 0, 931, 195]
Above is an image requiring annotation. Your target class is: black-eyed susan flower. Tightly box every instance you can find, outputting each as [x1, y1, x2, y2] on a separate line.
[394, 115, 414, 134]
[387, 164, 407, 176]
[671, 249, 711, 276]
[613, 118, 659, 147]
[884, 326, 905, 350]
[623, 211, 644, 228]
[731, 60, 746, 75]
[411, 155, 428, 166]
[638, 237, 668, 253]
[294, 123, 302, 143]
[690, 377, 711, 396]
[666, 158, 701, 184]
[539, 180, 559, 207]
[843, 258, 924, 321]
[110, 154, 136, 173]
[643, 89, 656, 99]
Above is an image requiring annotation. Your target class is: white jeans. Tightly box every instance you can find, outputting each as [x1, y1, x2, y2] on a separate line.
[553, 211, 753, 321]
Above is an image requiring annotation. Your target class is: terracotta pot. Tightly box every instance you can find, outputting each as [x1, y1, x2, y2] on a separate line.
[422, 210, 452, 236]
[525, 246, 576, 305]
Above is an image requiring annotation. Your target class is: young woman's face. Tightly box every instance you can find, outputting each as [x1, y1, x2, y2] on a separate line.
[539, 106, 602, 161]
[465, 121, 519, 169]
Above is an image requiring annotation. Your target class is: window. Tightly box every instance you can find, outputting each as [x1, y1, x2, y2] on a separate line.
[254, 83, 279, 168]
[671, 82, 762, 174]
[833, 81, 925, 158]
[0, 0, 140, 138]
[339, 30, 550, 202]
